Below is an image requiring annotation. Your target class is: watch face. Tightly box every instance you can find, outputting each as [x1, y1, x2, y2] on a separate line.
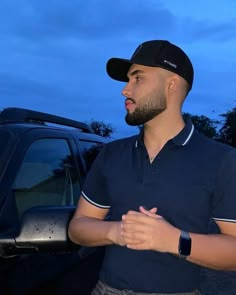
[179, 237, 191, 256]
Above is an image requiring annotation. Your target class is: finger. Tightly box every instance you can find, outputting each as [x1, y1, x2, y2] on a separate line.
[121, 221, 135, 231]
[139, 206, 156, 216]
[126, 243, 147, 250]
[139, 206, 163, 219]
[140, 206, 157, 214]
[122, 222, 146, 233]
[126, 240, 149, 250]
[121, 230, 145, 243]
[122, 212, 144, 222]
[123, 211, 162, 223]
[150, 207, 158, 213]
[126, 210, 142, 216]
[123, 215, 146, 224]
[121, 230, 143, 244]
[122, 215, 141, 223]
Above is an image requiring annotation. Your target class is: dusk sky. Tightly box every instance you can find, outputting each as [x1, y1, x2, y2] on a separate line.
[1, 0, 236, 139]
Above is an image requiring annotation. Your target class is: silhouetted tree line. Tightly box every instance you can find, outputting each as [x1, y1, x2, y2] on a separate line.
[89, 120, 115, 138]
[183, 108, 236, 147]
[89, 107, 236, 148]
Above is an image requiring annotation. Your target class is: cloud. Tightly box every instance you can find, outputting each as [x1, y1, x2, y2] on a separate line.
[1, 0, 236, 44]
[0, 72, 66, 102]
[177, 18, 236, 42]
[0, 0, 236, 139]
[0, 0, 175, 40]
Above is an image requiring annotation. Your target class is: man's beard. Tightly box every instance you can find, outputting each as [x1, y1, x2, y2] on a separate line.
[125, 94, 167, 126]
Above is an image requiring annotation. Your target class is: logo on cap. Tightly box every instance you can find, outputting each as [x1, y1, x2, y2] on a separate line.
[163, 59, 177, 69]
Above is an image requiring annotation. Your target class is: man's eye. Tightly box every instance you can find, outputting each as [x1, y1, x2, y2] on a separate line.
[136, 76, 142, 82]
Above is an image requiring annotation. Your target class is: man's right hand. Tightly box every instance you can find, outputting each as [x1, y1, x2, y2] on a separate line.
[109, 207, 158, 247]
[108, 221, 127, 246]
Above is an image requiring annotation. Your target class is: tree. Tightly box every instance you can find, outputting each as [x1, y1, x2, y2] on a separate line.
[218, 107, 236, 147]
[183, 113, 218, 139]
[89, 120, 115, 138]
[137, 113, 219, 139]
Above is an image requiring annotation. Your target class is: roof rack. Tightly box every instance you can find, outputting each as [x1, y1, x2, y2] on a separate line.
[0, 107, 93, 133]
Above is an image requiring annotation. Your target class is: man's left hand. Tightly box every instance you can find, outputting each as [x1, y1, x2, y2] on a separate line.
[121, 206, 180, 253]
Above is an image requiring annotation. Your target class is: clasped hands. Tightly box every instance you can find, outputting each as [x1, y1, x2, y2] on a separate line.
[116, 206, 179, 254]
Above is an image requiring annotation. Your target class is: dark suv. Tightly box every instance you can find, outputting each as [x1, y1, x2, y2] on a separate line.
[0, 107, 107, 295]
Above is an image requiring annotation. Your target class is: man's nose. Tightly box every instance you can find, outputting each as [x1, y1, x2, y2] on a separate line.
[121, 83, 131, 97]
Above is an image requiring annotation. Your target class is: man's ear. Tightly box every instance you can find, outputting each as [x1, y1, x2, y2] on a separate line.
[168, 75, 180, 94]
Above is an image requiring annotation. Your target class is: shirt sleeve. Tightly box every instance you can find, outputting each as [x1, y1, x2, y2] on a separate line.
[81, 146, 111, 209]
[212, 149, 236, 223]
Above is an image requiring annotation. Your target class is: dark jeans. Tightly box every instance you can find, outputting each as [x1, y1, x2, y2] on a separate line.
[91, 280, 202, 295]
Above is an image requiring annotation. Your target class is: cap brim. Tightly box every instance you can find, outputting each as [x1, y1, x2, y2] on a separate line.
[106, 58, 133, 82]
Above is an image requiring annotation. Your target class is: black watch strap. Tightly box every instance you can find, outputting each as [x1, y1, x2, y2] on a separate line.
[178, 230, 191, 259]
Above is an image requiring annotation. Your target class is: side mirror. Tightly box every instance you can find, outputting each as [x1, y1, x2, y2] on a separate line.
[0, 206, 79, 258]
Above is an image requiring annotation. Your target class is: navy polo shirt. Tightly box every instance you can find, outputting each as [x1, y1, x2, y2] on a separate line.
[82, 120, 236, 293]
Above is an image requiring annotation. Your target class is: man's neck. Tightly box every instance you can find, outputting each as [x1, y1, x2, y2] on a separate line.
[143, 112, 185, 160]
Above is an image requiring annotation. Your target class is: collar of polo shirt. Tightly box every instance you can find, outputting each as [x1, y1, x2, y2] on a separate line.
[135, 119, 195, 148]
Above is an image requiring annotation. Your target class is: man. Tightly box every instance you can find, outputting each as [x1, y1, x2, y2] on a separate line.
[68, 40, 236, 294]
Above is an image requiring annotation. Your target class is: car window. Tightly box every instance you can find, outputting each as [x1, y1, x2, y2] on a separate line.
[13, 138, 80, 218]
[79, 140, 104, 172]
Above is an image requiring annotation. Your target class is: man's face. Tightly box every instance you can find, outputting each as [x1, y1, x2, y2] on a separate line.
[122, 64, 167, 126]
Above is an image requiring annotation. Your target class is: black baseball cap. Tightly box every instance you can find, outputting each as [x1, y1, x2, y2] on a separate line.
[106, 40, 194, 90]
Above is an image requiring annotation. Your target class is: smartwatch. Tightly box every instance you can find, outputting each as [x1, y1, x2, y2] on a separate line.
[178, 230, 191, 259]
